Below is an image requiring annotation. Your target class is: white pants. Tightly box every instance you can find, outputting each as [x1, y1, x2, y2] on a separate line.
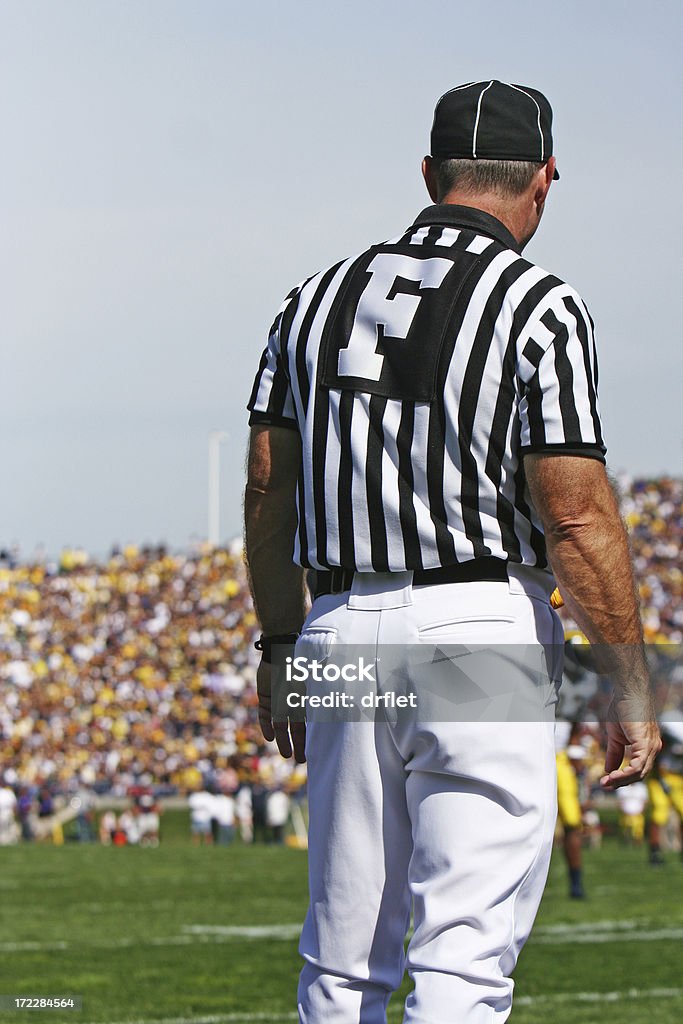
[297, 567, 563, 1024]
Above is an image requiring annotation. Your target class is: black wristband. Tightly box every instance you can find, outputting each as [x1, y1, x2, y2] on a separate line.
[255, 632, 300, 663]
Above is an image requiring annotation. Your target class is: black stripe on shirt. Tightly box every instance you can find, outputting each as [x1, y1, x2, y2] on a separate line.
[266, 353, 293, 418]
[484, 272, 564, 562]
[247, 349, 269, 411]
[307, 261, 362, 566]
[458, 258, 532, 553]
[563, 295, 604, 449]
[541, 308, 582, 443]
[336, 391, 356, 568]
[514, 452, 548, 568]
[293, 263, 345, 419]
[248, 411, 298, 430]
[486, 339, 522, 562]
[426, 245, 503, 563]
[366, 395, 389, 570]
[396, 402, 422, 570]
[520, 441, 606, 462]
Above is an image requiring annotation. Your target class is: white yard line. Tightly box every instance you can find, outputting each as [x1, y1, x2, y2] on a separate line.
[74, 988, 683, 1024]
[79, 1015, 298, 1024]
[533, 927, 683, 944]
[183, 925, 302, 939]
[533, 918, 640, 935]
[515, 986, 683, 1006]
[0, 925, 302, 953]
[2, 918, 683, 955]
[82, 901, 177, 913]
[0, 940, 69, 952]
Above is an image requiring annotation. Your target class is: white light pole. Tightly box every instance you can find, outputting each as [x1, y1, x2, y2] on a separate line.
[208, 431, 229, 547]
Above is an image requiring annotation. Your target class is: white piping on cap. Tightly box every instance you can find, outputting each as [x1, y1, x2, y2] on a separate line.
[433, 81, 476, 116]
[431, 82, 477, 136]
[508, 83, 544, 161]
[437, 81, 477, 104]
[472, 80, 494, 158]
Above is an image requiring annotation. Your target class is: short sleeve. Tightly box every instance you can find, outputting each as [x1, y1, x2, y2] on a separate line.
[247, 286, 301, 431]
[518, 292, 607, 462]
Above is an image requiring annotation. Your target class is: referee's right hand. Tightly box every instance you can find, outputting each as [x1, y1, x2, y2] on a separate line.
[257, 660, 307, 764]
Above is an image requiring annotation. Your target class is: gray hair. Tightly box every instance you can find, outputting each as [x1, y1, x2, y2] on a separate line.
[431, 158, 543, 201]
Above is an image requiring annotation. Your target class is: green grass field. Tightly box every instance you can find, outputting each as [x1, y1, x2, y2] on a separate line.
[1, 811, 681, 1024]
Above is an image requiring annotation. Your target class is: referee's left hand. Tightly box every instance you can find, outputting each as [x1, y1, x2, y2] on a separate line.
[257, 660, 307, 763]
[600, 695, 661, 791]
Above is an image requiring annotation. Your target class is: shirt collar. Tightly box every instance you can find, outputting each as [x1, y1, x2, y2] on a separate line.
[410, 204, 521, 254]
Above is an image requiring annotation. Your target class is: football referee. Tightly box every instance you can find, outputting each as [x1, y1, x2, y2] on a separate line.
[245, 81, 661, 1023]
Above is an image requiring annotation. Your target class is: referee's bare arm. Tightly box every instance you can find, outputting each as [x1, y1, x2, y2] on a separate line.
[245, 424, 307, 762]
[525, 454, 661, 790]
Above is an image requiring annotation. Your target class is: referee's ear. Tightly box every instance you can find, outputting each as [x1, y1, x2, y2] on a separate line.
[422, 157, 439, 203]
[534, 157, 556, 214]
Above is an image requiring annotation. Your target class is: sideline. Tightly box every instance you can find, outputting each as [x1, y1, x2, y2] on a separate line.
[3, 918, 683, 953]
[75, 988, 683, 1024]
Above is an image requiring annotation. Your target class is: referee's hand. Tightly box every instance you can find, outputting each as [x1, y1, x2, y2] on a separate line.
[600, 695, 661, 791]
[257, 660, 306, 764]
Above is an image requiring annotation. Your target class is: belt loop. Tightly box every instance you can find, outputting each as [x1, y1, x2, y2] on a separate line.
[507, 563, 556, 601]
[347, 571, 414, 610]
[507, 565, 525, 596]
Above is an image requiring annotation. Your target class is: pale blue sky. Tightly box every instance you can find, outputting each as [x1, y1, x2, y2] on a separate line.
[2, 0, 681, 555]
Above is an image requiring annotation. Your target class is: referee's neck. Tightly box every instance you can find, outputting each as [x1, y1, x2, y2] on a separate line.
[421, 158, 555, 251]
[438, 193, 535, 250]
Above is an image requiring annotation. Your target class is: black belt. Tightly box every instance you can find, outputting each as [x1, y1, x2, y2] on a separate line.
[311, 558, 508, 598]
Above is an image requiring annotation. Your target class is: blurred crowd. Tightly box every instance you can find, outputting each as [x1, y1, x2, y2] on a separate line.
[0, 540, 305, 819]
[619, 475, 683, 644]
[0, 474, 680, 841]
[556, 474, 683, 645]
[556, 474, 682, 733]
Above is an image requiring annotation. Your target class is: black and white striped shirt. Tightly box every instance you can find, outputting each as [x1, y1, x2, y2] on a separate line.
[248, 204, 606, 572]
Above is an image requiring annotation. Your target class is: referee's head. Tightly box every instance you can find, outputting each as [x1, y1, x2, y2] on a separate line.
[422, 80, 558, 249]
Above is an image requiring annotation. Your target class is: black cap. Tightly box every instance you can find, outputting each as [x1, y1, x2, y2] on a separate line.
[430, 80, 559, 180]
